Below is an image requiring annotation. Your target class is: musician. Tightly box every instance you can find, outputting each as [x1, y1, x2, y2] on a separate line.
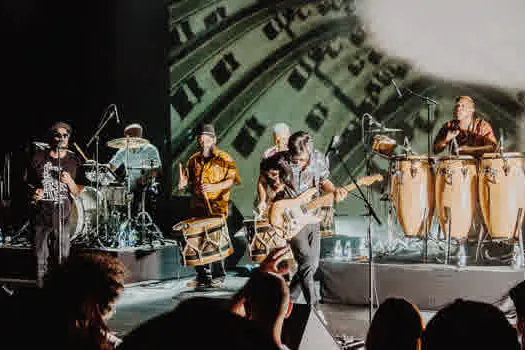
[257, 123, 291, 215]
[108, 123, 162, 191]
[261, 131, 348, 309]
[433, 96, 497, 155]
[178, 123, 241, 288]
[263, 123, 291, 159]
[26, 122, 82, 287]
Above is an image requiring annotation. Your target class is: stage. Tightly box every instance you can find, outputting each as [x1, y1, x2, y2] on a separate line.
[320, 258, 525, 310]
[0, 239, 195, 286]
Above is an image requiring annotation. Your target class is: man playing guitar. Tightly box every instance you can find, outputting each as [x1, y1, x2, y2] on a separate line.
[257, 131, 348, 311]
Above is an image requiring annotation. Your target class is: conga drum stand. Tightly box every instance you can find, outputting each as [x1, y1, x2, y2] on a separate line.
[474, 209, 524, 268]
[442, 207, 469, 266]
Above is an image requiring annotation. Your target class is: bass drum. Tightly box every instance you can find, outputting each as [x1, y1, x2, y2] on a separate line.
[70, 187, 107, 241]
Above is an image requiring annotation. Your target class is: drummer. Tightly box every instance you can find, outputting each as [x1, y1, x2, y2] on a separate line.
[178, 123, 241, 288]
[433, 96, 497, 155]
[108, 123, 161, 191]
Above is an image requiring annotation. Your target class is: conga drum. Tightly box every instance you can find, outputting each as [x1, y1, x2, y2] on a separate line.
[478, 153, 525, 239]
[243, 219, 294, 263]
[435, 155, 477, 240]
[390, 155, 434, 237]
[172, 216, 234, 266]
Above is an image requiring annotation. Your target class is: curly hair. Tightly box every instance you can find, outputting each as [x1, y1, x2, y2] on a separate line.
[44, 253, 126, 350]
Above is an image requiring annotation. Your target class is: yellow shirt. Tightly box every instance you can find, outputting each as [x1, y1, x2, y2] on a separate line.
[186, 147, 240, 216]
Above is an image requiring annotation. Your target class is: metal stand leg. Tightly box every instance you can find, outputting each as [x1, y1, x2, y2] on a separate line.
[422, 208, 428, 263]
[512, 208, 524, 269]
[457, 239, 467, 267]
[445, 207, 452, 265]
[476, 225, 488, 264]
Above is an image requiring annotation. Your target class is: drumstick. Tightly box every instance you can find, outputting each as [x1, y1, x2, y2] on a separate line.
[73, 142, 89, 162]
[203, 192, 215, 216]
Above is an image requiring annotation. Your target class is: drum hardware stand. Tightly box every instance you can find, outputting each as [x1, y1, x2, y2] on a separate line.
[422, 208, 429, 262]
[86, 105, 118, 248]
[512, 208, 524, 268]
[135, 183, 165, 247]
[475, 227, 490, 264]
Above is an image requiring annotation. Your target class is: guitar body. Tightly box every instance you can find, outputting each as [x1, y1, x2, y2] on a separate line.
[269, 188, 322, 239]
[267, 174, 383, 239]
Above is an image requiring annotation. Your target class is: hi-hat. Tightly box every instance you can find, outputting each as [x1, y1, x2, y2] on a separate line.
[107, 137, 149, 149]
[366, 128, 403, 133]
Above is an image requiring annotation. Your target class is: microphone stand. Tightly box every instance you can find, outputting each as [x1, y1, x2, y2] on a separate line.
[328, 127, 382, 324]
[398, 87, 438, 155]
[86, 105, 116, 247]
[56, 145, 63, 264]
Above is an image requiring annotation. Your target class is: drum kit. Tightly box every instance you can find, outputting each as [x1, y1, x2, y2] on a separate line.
[71, 136, 164, 248]
[367, 121, 525, 267]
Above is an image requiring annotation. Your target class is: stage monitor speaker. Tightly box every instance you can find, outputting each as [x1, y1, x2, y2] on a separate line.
[282, 304, 340, 350]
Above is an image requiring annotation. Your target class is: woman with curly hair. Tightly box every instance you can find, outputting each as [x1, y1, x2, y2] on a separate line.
[33, 253, 126, 350]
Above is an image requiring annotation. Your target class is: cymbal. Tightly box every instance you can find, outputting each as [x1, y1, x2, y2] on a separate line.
[366, 128, 403, 133]
[107, 137, 149, 149]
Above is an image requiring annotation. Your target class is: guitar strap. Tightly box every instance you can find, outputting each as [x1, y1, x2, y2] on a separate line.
[313, 151, 321, 199]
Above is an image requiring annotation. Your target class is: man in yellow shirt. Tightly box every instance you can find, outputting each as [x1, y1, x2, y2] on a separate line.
[178, 124, 240, 288]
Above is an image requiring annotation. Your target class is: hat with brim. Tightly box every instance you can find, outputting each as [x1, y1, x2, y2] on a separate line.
[50, 121, 72, 134]
[197, 123, 215, 137]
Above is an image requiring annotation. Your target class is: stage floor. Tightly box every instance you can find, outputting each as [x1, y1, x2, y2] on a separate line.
[105, 275, 431, 342]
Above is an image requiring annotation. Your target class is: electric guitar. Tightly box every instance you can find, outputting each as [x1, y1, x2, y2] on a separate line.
[268, 174, 383, 238]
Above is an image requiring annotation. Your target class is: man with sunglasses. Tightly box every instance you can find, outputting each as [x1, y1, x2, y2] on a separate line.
[265, 131, 348, 311]
[26, 121, 82, 287]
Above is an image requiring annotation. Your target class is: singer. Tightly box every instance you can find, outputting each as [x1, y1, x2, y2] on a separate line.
[433, 96, 497, 155]
[26, 122, 83, 287]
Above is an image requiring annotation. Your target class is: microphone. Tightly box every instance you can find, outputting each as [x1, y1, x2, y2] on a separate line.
[363, 113, 383, 129]
[391, 79, 403, 98]
[325, 135, 341, 156]
[113, 105, 120, 124]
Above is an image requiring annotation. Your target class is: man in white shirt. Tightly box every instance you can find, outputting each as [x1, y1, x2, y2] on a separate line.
[108, 123, 161, 191]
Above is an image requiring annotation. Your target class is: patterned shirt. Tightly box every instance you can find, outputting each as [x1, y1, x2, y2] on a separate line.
[274, 150, 330, 197]
[27, 149, 82, 218]
[186, 147, 240, 216]
[435, 116, 497, 151]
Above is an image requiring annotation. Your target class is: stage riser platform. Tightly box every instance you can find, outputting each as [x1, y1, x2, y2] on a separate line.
[320, 259, 525, 310]
[0, 242, 195, 285]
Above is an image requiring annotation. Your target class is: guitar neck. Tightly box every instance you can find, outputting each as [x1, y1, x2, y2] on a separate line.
[304, 183, 361, 212]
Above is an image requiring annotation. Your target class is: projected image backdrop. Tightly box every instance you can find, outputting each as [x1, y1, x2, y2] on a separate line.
[167, 0, 525, 227]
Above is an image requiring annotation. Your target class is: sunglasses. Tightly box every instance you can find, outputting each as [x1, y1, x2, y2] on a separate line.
[55, 133, 69, 139]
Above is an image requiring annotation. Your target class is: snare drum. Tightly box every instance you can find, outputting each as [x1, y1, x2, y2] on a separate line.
[435, 155, 477, 240]
[101, 186, 127, 206]
[478, 152, 525, 239]
[243, 219, 294, 262]
[172, 216, 234, 266]
[389, 155, 434, 237]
